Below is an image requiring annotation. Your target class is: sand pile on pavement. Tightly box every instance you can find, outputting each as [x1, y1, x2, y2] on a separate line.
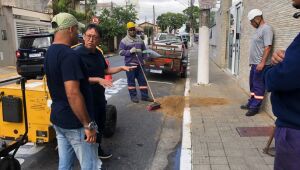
[156, 96, 229, 119]
[156, 96, 185, 119]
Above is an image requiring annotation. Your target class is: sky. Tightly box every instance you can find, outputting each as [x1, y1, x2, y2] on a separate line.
[98, 0, 200, 23]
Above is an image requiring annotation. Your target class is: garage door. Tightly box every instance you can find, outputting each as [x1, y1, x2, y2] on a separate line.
[15, 21, 50, 46]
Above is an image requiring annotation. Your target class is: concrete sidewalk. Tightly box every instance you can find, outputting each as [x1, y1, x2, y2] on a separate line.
[188, 46, 275, 170]
[0, 66, 20, 82]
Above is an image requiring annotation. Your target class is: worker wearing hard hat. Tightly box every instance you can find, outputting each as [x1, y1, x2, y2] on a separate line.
[119, 22, 153, 103]
[240, 9, 273, 116]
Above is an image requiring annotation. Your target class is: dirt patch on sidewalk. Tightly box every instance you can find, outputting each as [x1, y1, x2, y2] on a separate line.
[189, 97, 229, 107]
[156, 96, 229, 119]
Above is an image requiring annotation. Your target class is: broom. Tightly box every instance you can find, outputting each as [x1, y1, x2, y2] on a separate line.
[135, 52, 161, 111]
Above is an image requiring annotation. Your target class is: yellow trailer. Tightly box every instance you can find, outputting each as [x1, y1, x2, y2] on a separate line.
[0, 80, 55, 144]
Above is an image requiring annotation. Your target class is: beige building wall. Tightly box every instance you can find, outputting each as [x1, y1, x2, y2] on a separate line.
[2, 0, 50, 12]
[0, 0, 51, 66]
[213, 0, 300, 116]
[210, 0, 231, 68]
[0, 7, 16, 66]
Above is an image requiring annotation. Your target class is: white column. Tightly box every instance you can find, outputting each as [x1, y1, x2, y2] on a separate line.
[197, 26, 209, 84]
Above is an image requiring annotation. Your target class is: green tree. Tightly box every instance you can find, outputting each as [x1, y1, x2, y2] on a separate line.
[51, 0, 97, 23]
[111, 5, 138, 26]
[183, 6, 200, 32]
[97, 5, 138, 52]
[156, 14, 169, 32]
[156, 12, 187, 33]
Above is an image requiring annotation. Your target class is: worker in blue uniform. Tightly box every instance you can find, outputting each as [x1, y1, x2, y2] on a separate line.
[119, 22, 154, 103]
[241, 9, 273, 116]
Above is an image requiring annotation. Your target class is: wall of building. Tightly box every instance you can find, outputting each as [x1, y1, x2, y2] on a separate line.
[2, 0, 49, 12]
[240, 0, 300, 115]
[0, 7, 15, 66]
[209, 24, 217, 61]
[0, 4, 51, 66]
[210, 0, 231, 68]
[213, 0, 300, 116]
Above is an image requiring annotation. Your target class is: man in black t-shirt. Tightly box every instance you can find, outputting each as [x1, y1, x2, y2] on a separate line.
[73, 24, 135, 159]
[44, 13, 101, 169]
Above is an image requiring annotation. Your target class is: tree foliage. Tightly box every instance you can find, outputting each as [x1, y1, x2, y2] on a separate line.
[183, 6, 200, 32]
[98, 4, 138, 41]
[96, 4, 137, 51]
[156, 12, 187, 33]
[51, 0, 97, 23]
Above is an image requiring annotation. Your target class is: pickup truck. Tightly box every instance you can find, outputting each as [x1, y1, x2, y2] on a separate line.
[144, 43, 188, 78]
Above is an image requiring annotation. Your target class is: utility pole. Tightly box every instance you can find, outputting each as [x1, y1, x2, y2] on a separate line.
[152, 5, 156, 44]
[153, 5, 156, 25]
[189, 0, 194, 47]
[197, 0, 211, 85]
[85, 0, 88, 24]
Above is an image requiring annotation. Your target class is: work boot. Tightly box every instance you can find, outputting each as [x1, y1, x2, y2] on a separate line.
[141, 97, 154, 102]
[131, 96, 139, 103]
[240, 104, 249, 110]
[98, 147, 112, 159]
[245, 109, 259, 117]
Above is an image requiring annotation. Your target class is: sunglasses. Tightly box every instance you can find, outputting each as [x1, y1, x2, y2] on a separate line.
[128, 29, 136, 32]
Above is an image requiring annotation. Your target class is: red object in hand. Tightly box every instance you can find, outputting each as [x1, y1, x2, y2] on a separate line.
[105, 59, 113, 81]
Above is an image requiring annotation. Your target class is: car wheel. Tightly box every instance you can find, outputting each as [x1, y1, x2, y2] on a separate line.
[0, 156, 21, 170]
[103, 105, 117, 138]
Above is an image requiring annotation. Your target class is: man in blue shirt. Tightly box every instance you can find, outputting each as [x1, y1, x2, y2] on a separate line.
[73, 24, 135, 159]
[44, 13, 101, 169]
[264, 0, 300, 169]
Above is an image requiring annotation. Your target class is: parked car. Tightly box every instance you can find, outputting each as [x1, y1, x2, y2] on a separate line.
[16, 33, 53, 79]
[145, 33, 188, 78]
[177, 33, 190, 42]
[144, 44, 188, 78]
[154, 33, 185, 49]
[176, 33, 190, 48]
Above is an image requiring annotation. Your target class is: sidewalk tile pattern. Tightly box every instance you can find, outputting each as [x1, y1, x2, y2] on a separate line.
[189, 46, 274, 170]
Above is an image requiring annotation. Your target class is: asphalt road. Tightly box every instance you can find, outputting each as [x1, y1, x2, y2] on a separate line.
[16, 55, 185, 170]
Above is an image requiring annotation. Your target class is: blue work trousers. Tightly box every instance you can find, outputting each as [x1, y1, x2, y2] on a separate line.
[274, 127, 300, 170]
[126, 64, 149, 99]
[247, 65, 268, 110]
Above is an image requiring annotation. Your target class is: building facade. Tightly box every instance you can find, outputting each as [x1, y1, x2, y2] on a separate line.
[0, 0, 51, 66]
[138, 22, 160, 34]
[211, 0, 300, 117]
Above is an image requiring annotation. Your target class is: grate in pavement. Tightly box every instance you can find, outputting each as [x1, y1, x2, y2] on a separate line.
[236, 126, 274, 137]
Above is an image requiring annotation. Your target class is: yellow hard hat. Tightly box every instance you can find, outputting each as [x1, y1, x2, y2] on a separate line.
[127, 22, 136, 29]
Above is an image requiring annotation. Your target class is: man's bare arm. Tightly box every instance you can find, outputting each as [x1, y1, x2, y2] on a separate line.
[256, 45, 272, 71]
[64, 80, 91, 126]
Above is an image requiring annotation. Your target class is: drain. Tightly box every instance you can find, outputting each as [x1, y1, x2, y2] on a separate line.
[236, 126, 274, 137]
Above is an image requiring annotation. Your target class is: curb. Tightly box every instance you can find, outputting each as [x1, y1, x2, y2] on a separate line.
[180, 59, 192, 169]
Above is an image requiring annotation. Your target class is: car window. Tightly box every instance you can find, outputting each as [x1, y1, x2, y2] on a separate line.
[20, 37, 52, 49]
[159, 34, 167, 40]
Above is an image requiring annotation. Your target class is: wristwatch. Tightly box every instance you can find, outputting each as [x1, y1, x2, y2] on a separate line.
[84, 121, 98, 132]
